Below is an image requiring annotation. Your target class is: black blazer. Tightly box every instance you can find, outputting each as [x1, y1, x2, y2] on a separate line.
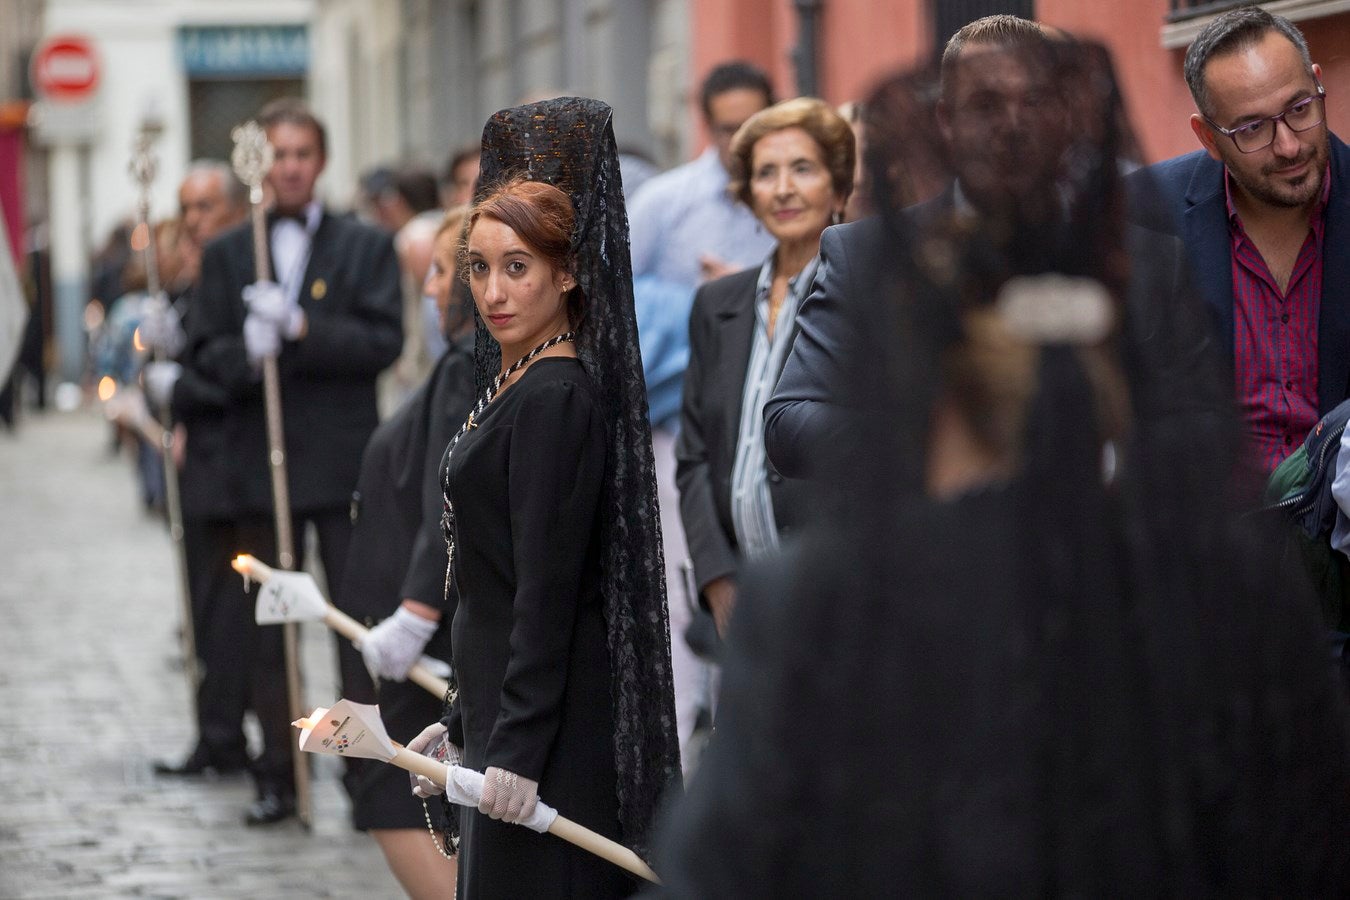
[170, 284, 240, 521]
[1135, 132, 1350, 416]
[188, 211, 403, 515]
[765, 199, 1228, 481]
[675, 266, 813, 596]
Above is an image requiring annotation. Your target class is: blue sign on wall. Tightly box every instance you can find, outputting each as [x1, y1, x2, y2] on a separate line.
[179, 25, 309, 78]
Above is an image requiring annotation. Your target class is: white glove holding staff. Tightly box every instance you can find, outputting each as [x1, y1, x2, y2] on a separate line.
[243, 280, 305, 340]
[243, 313, 280, 364]
[142, 361, 182, 408]
[138, 297, 185, 356]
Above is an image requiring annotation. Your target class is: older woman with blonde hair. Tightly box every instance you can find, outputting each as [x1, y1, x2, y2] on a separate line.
[675, 96, 855, 638]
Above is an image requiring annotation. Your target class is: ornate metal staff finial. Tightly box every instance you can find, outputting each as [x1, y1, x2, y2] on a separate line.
[231, 120, 274, 205]
[128, 131, 157, 196]
[127, 120, 163, 297]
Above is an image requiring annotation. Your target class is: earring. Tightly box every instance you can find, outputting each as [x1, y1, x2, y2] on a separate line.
[832, 210, 844, 226]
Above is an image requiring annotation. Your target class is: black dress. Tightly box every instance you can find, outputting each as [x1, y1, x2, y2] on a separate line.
[443, 357, 632, 899]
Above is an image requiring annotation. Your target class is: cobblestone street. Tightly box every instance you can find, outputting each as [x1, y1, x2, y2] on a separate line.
[0, 409, 401, 898]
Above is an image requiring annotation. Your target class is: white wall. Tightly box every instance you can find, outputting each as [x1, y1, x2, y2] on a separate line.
[42, 0, 314, 243]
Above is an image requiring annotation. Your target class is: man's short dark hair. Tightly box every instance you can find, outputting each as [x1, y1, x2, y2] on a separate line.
[442, 143, 481, 184]
[1183, 7, 1313, 118]
[700, 61, 774, 121]
[257, 97, 328, 158]
[395, 167, 440, 213]
[940, 15, 1050, 97]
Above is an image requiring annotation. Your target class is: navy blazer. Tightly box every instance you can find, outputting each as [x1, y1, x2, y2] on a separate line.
[1137, 133, 1350, 416]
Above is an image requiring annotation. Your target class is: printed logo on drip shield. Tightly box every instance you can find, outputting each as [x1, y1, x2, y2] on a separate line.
[318, 715, 368, 755]
[261, 581, 294, 617]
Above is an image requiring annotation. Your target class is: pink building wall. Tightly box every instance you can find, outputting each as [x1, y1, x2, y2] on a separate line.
[686, 1, 1350, 166]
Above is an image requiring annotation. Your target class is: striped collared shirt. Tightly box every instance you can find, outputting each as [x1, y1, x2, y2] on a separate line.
[1227, 167, 1330, 473]
[730, 252, 819, 560]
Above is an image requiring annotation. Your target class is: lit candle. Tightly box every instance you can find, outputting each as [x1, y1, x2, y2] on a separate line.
[231, 553, 274, 582]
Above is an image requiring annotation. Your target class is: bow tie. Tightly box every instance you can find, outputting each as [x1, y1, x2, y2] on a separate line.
[271, 210, 309, 227]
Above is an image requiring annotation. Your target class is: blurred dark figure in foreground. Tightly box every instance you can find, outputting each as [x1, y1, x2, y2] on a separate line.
[658, 30, 1350, 895]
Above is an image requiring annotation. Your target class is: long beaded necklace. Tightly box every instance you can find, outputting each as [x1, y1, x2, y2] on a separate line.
[441, 330, 577, 598]
[424, 330, 577, 858]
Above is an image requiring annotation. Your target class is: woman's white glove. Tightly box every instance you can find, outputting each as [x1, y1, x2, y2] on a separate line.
[405, 721, 460, 799]
[480, 766, 539, 824]
[357, 606, 439, 681]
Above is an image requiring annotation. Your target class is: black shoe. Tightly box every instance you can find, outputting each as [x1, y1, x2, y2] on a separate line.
[153, 745, 247, 777]
[244, 790, 296, 826]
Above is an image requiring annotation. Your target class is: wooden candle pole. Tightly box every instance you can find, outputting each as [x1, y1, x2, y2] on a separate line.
[230, 121, 311, 827]
[233, 554, 452, 699]
[293, 706, 660, 884]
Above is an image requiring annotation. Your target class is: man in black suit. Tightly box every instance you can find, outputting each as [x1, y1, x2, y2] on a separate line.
[146, 160, 253, 780]
[188, 99, 402, 824]
[1135, 7, 1349, 476]
[765, 16, 1224, 483]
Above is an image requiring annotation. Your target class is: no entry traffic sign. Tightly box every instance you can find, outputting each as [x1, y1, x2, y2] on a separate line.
[30, 35, 100, 103]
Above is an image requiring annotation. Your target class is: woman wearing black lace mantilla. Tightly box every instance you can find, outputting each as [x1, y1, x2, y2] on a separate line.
[398, 98, 681, 898]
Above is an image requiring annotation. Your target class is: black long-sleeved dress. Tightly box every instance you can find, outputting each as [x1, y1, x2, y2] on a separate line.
[443, 356, 633, 899]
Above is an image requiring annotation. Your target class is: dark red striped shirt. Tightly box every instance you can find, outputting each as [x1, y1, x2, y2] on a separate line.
[1228, 168, 1330, 473]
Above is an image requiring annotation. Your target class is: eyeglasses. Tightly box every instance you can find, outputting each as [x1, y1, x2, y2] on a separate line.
[1204, 83, 1327, 153]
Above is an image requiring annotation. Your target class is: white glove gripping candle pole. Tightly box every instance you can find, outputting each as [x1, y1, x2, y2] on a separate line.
[294, 700, 659, 885]
[232, 555, 452, 699]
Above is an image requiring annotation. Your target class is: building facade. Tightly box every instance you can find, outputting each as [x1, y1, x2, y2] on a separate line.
[16, 0, 1350, 381]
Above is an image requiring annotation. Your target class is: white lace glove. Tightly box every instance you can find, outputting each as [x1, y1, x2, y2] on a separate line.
[405, 721, 461, 799]
[138, 298, 185, 356]
[357, 606, 438, 681]
[142, 361, 182, 408]
[479, 766, 539, 824]
[243, 280, 304, 340]
[243, 313, 280, 365]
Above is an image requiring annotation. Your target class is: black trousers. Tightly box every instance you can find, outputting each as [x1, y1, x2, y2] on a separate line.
[234, 508, 376, 797]
[183, 517, 250, 768]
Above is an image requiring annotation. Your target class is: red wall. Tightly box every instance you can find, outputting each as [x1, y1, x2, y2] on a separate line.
[1037, 0, 1195, 162]
[688, 0, 927, 157]
[817, 0, 929, 104]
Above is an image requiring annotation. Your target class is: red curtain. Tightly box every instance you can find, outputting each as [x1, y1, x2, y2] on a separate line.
[0, 127, 26, 265]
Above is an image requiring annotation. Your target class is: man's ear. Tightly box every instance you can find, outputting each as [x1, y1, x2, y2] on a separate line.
[1189, 114, 1223, 162]
[936, 97, 953, 144]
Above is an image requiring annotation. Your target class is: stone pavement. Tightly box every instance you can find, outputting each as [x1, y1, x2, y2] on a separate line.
[0, 410, 403, 898]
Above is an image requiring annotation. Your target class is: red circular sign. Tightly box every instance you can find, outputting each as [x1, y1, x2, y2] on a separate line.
[31, 35, 100, 102]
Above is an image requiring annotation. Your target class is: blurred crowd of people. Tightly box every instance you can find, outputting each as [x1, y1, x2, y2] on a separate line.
[27, 6, 1350, 897]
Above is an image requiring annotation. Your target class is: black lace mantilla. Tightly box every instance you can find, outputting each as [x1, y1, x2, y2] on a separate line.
[457, 96, 681, 860]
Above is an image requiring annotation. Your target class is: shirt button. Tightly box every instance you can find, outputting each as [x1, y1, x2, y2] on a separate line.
[1282, 313, 1291, 323]
[1285, 380, 1293, 390]
[1285, 435, 1293, 445]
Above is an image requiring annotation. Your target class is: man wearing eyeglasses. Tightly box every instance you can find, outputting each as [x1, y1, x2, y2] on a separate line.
[1146, 7, 1347, 474]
